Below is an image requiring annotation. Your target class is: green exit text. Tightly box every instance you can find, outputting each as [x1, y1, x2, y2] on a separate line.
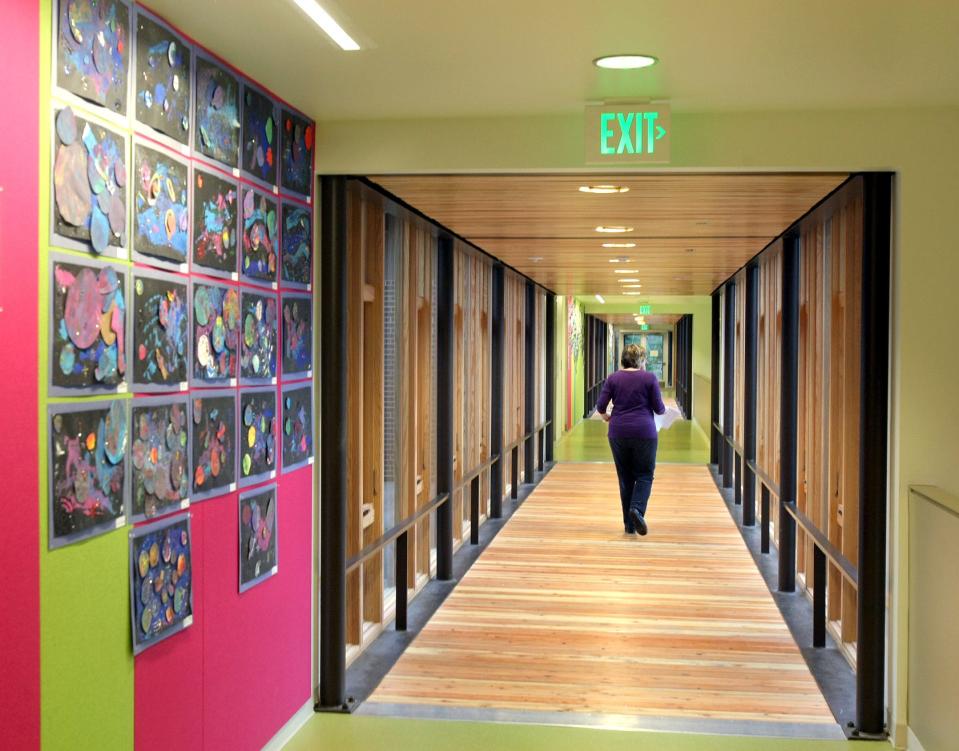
[599, 112, 668, 155]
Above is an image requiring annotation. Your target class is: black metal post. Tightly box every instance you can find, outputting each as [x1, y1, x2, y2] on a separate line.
[856, 173, 892, 738]
[318, 176, 348, 710]
[395, 531, 408, 631]
[545, 294, 555, 463]
[511, 445, 519, 499]
[435, 235, 455, 581]
[470, 476, 480, 545]
[813, 545, 826, 648]
[685, 315, 693, 419]
[778, 231, 800, 593]
[710, 292, 721, 466]
[743, 263, 759, 526]
[734, 454, 742, 505]
[489, 265, 505, 518]
[524, 282, 535, 483]
[667, 330, 673, 387]
[723, 284, 735, 489]
[760, 484, 770, 554]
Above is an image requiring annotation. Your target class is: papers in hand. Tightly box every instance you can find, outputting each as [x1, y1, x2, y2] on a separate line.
[655, 406, 682, 432]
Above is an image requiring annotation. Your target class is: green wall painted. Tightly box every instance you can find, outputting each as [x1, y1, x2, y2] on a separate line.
[313, 105, 959, 741]
[38, 2, 135, 747]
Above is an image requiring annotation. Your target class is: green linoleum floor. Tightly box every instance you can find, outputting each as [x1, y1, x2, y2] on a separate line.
[283, 715, 888, 751]
[553, 413, 710, 464]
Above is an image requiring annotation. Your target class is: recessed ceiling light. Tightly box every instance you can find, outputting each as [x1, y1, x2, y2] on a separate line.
[602, 242, 636, 248]
[291, 0, 361, 50]
[579, 185, 629, 194]
[529, 256, 544, 263]
[624, 291, 642, 296]
[593, 54, 658, 70]
[618, 278, 640, 283]
[613, 269, 638, 274]
[623, 284, 643, 288]
[596, 226, 633, 233]
[607, 257, 631, 263]
[594, 294, 606, 304]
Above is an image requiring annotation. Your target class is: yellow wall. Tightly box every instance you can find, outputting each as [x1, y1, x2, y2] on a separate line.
[315, 105, 959, 744]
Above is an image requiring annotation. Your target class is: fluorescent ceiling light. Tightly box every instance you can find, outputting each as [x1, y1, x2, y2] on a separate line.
[291, 0, 360, 50]
[618, 278, 640, 283]
[613, 269, 638, 274]
[594, 294, 606, 304]
[624, 291, 642, 296]
[608, 258, 631, 263]
[602, 242, 636, 248]
[594, 54, 658, 70]
[623, 284, 643, 288]
[579, 185, 629, 194]
[596, 226, 633, 233]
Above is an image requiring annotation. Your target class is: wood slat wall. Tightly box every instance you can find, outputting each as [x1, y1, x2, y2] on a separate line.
[503, 270, 527, 491]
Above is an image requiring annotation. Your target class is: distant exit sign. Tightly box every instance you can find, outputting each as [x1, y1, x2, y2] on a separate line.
[585, 104, 671, 164]
[639, 305, 651, 315]
[641, 324, 649, 331]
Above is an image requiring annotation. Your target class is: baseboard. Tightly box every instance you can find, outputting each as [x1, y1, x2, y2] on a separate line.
[906, 726, 927, 751]
[261, 699, 315, 751]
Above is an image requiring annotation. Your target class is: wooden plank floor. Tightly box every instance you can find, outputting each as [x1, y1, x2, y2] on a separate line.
[367, 463, 836, 727]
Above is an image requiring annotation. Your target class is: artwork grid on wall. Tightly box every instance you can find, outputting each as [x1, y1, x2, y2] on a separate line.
[239, 288, 278, 385]
[190, 389, 237, 502]
[239, 80, 278, 190]
[49, 252, 130, 396]
[237, 386, 278, 487]
[280, 382, 313, 474]
[191, 162, 239, 281]
[51, 105, 129, 258]
[133, 6, 192, 147]
[240, 185, 279, 287]
[129, 511, 193, 654]
[129, 394, 191, 522]
[130, 267, 190, 391]
[238, 484, 277, 592]
[280, 199, 312, 290]
[131, 138, 191, 270]
[278, 106, 314, 201]
[280, 291, 312, 378]
[190, 277, 240, 386]
[193, 50, 240, 169]
[53, 0, 131, 118]
[48, 399, 129, 549]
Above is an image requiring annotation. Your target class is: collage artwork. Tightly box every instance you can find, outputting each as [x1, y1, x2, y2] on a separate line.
[48, 0, 314, 653]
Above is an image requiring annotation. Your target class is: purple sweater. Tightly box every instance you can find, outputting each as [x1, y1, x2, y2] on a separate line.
[596, 369, 666, 439]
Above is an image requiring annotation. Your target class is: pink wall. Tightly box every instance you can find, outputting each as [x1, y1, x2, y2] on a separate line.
[135, 467, 313, 751]
[0, 0, 40, 748]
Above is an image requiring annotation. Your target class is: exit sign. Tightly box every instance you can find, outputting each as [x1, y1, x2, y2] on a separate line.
[585, 104, 671, 164]
[639, 305, 651, 315]
[641, 324, 649, 331]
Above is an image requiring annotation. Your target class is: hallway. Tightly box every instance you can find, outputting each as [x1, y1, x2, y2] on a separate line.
[360, 463, 840, 739]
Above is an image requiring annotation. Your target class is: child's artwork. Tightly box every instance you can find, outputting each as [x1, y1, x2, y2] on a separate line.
[239, 290, 277, 383]
[191, 391, 236, 501]
[134, 10, 191, 144]
[281, 383, 313, 473]
[50, 255, 127, 394]
[239, 485, 277, 592]
[132, 141, 189, 267]
[194, 55, 240, 168]
[49, 399, 127, 548]
[191, 166, 237, 278]
[238, 388, 277, 486]
[129, 512, 193, 654]
[55, 0, 130, 115]
[279, 109, 314, 198]
[131, 270, 189, 389]
[281, 293, 312, 376]
[130, 396, 190, 521]
[241, 187, 278, 285]
[191, 280, 240, 384]
[240, 84, 277, 187]
[52, 106, 127, 256]
[280, 201, 312, 288]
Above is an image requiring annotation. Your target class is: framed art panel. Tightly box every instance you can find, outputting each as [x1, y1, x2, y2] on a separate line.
[193, 51, 240, 169]
[49, 252, 129, 396]
[280, 199, 312, 290]
[190, 278, 239, 386]
[238, 484, 277, 592]
[129, 394, 190, 522]
[239, 81, 277, 190]
[130, 267, 189, 391]
[280, 382, 313, 473]
[190, 389, 237, 502]
[278, 107, 314, 200]
[191, 162, 239, 281]
[131, 139, 190, 270]
[281, 291, 312, 378]
[240, 185, 278, 288]
[133, 7, 192, 146]
[48, 399, 128, 549]
[237, 386, 277, 487]
[239, 288, 278, 385]
[129, 511, 193, 654]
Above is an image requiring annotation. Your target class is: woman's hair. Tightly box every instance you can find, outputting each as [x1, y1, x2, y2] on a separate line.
[621, 344, 647, 369]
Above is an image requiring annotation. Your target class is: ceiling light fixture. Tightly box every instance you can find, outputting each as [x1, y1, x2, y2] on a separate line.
[623, 284, 643, 288]
[291, 0, 361, 50]
[593, 54, 658, 70]
[613, 269, 638, 274]
[529, 256, 544, 263]
[618, 278, 640, 283]
[624, 291, 642, 296]
[602, 242, 636, 248]
[579, 185, 629, 194]
[594, 294, 606, 304]
[608, 257, 631, 263]
[596, 226, 633, 233]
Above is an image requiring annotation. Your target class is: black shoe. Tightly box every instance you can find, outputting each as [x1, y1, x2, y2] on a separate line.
[628, 509, 648, 536]
[625, 525, 635, 535]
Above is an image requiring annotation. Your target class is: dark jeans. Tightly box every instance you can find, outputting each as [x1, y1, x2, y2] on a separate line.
[608, 437, 658, 530]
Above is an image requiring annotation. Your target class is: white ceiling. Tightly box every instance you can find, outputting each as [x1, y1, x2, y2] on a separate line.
[146, 0, 959, 121]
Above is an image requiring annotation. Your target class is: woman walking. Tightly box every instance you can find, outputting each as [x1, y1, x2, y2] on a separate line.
[596, 344, 666, 536]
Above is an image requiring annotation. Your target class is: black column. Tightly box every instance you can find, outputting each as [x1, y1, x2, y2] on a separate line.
[743, 263, 759, 526]
[710, 292, 721, 466]
[435, 235, 455, 581]
[524, 281, 535, 483]
[318, 176, 348, 710]
[856, 173, 892, 738]
[667, 330, 673, 387]
[778, 231, 800, 592]
[722, 284, 735, 489]
[489, 265, 505, 518]
[545, 293, 556, 462]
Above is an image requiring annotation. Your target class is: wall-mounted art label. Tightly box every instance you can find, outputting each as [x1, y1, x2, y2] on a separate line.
[585, 104, 671, 164]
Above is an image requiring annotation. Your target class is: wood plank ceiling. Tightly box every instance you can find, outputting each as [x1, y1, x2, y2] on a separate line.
[368, 174, 848, 296]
